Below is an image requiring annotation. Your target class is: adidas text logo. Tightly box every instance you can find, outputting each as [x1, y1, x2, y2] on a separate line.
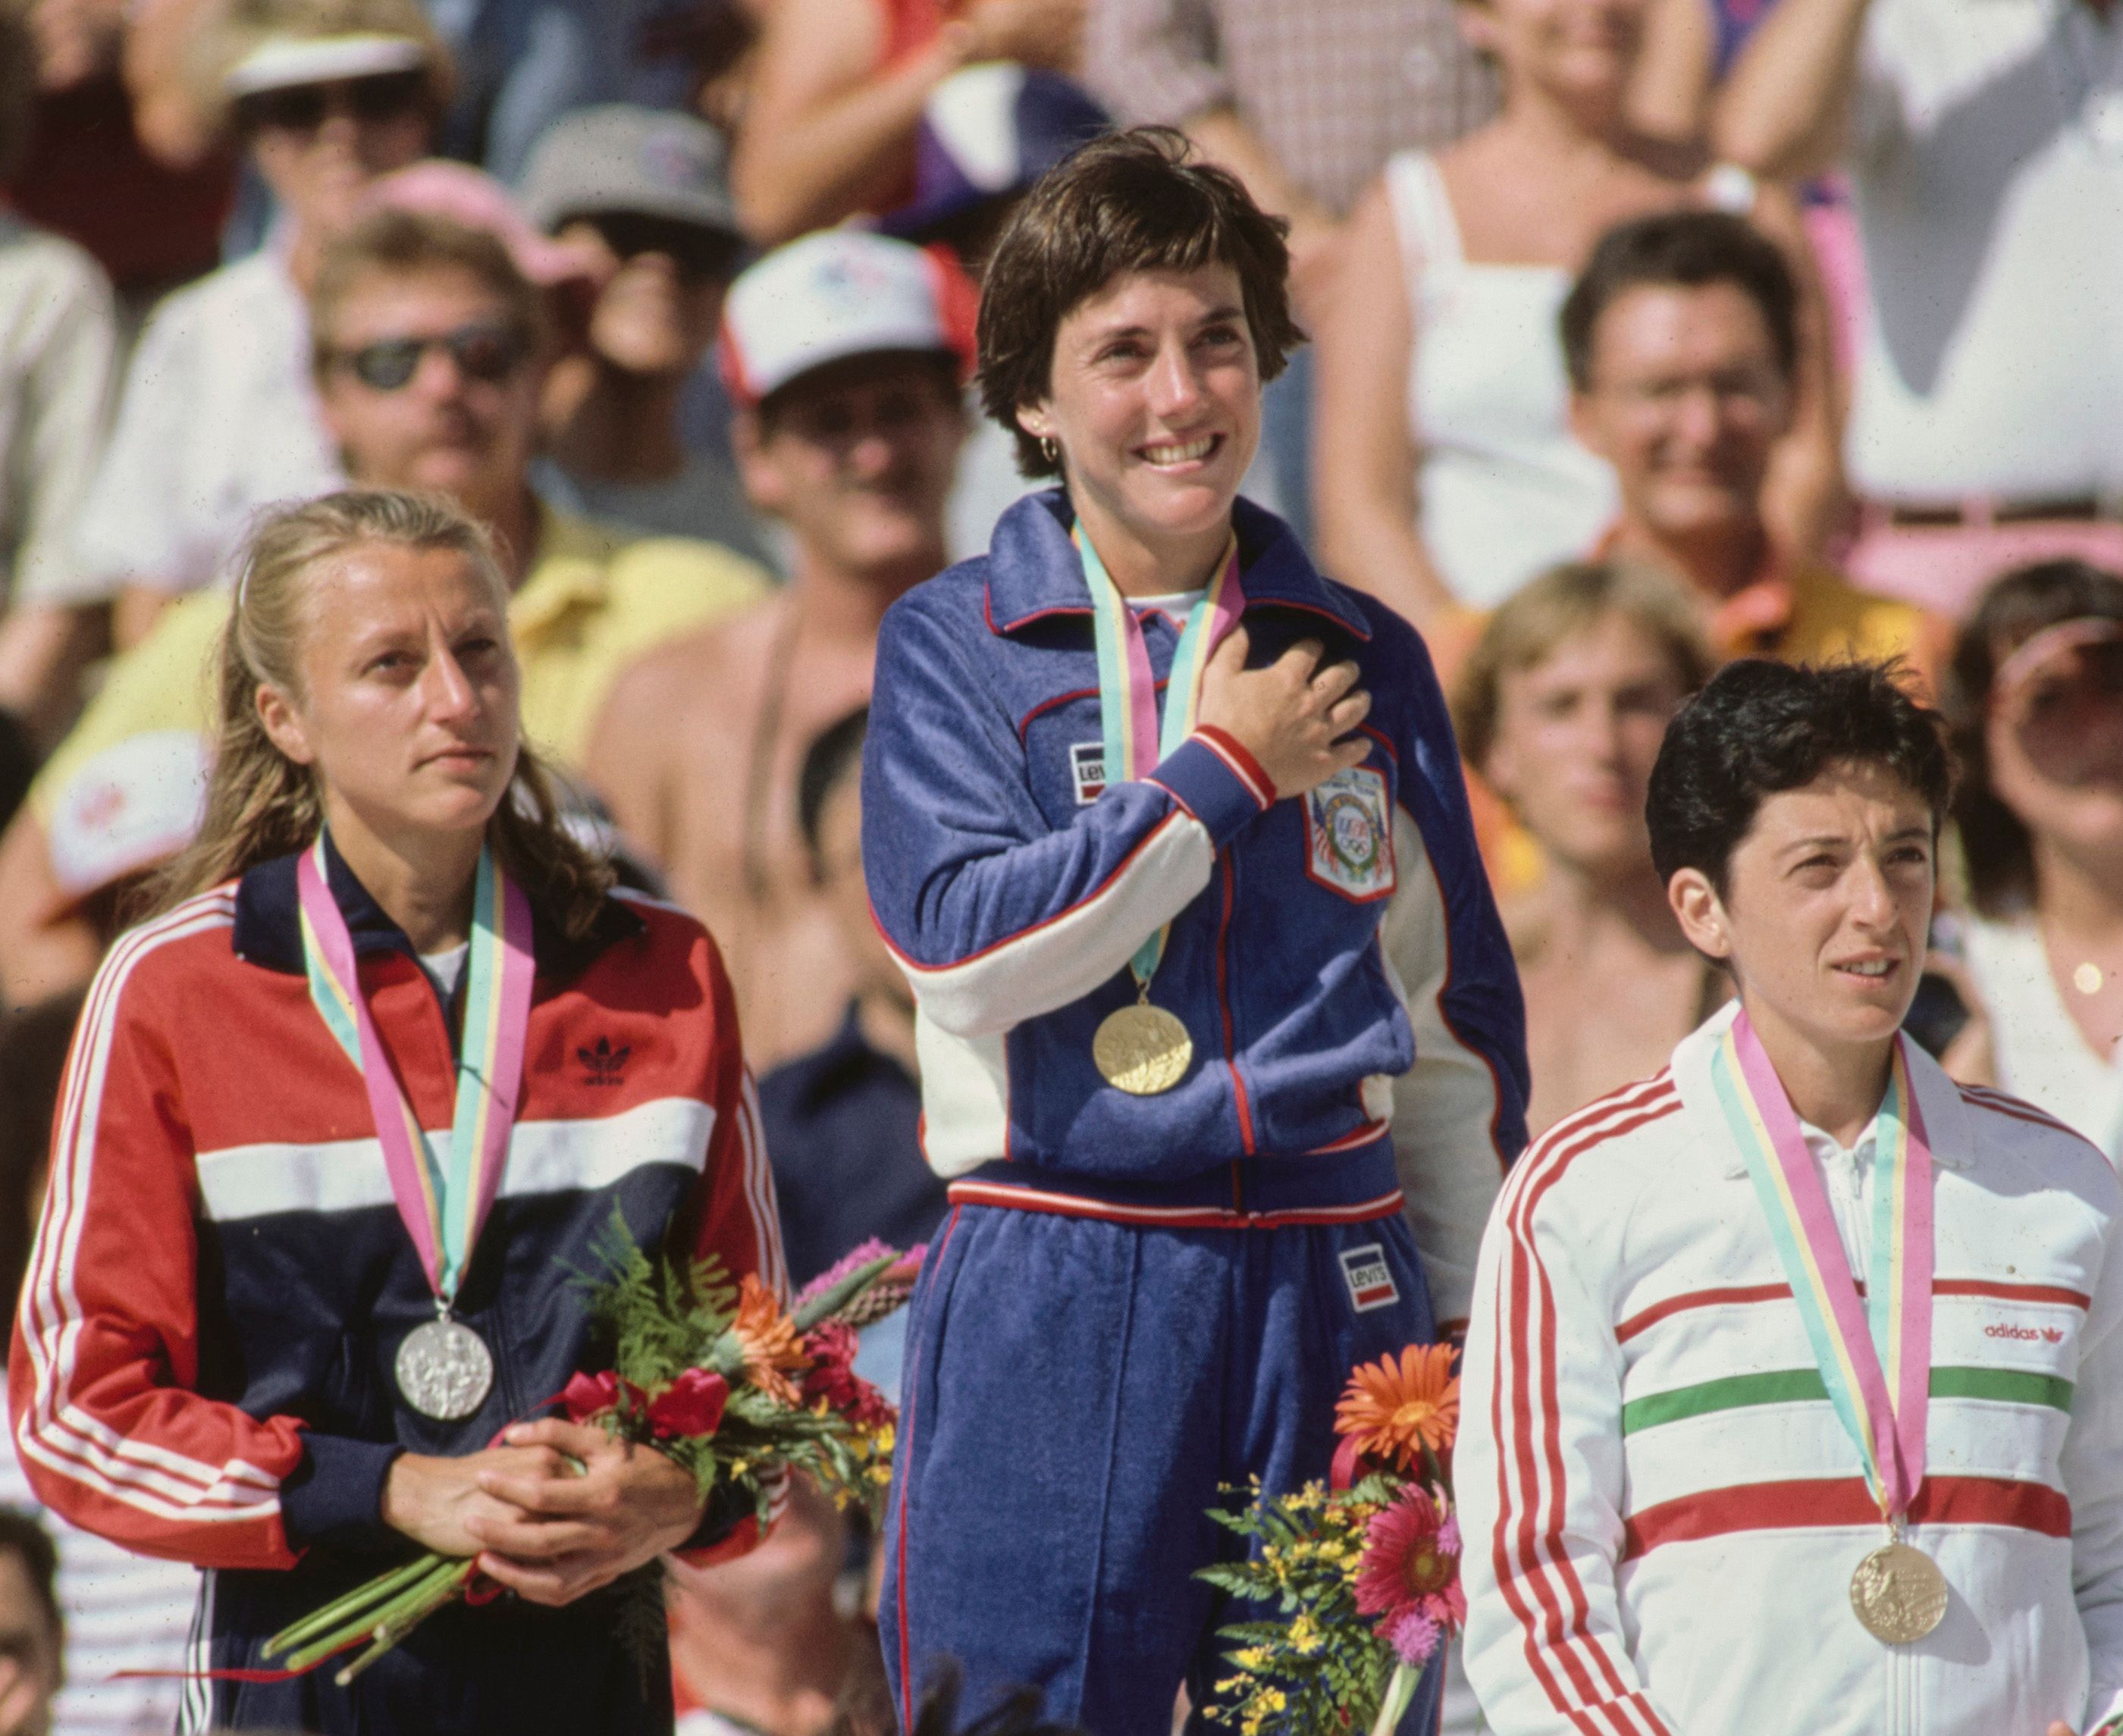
[578, 1036, 630, 1086]
[1984, 1322, 2065, 1343]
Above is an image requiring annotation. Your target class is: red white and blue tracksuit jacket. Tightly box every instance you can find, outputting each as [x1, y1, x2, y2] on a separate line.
[861, 490, 1528, 1324]
[8, 839, 785, 1734]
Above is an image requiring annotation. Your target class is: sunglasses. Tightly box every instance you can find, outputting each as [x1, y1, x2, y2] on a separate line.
[330, 322, 531, 392]
[236, 71, 430, 135]
[579, 211, 742, 284]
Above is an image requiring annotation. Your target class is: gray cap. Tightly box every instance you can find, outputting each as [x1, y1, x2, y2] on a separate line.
[516, 105, 742, 240]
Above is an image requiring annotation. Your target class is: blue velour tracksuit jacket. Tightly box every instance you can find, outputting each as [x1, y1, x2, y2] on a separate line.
[861, 491, 1529, 1731]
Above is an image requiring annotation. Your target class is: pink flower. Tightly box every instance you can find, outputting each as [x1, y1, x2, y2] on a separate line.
[646, 1368, 730, 1439]
[1353, 1486, 1466, 1662]
[801, 1321, 892, 1427]
[793, 1241, 896, 1312]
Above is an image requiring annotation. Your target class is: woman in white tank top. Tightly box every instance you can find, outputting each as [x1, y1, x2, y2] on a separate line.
[1312, 0, 1838, 628]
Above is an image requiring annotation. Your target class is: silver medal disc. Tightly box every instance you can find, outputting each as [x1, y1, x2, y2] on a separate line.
[394, 1318, 494, 1421]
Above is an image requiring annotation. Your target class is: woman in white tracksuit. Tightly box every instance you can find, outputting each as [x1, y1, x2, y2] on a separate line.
[1459, 657, 2123, 1736]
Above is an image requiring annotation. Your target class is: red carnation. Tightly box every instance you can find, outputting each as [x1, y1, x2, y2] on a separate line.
[646, 1368, 730, 1439]
[560, 1370, 620, 1423]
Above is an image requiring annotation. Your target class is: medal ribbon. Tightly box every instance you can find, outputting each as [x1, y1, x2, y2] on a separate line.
[296, 835, 535, 1305]
[1076, 525, 1244, 984]
[1711, 1009, 1933, 1520]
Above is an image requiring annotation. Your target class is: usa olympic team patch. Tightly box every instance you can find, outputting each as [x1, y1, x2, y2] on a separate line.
[1304, 766, 1394, 901]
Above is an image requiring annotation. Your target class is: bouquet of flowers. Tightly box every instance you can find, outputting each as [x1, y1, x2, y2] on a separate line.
[262, 1224, 922, 1687]
[1197, 1343, 1464, 1736]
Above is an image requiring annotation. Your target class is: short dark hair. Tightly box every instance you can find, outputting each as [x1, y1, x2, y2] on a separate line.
[1559, 209, 1798, 393]
[798, 706, 868, 873]
[976, 127, 1303, 480]
[1646, 659, 1954, 892]
[1944, 559, 2123, 917]
[0, 1509, 61, 1649]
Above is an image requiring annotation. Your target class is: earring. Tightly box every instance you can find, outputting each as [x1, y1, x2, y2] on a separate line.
[1040, 436, 1061, 467]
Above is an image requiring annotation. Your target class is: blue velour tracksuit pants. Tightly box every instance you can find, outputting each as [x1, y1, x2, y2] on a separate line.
[880, 1148, 1444, 1735]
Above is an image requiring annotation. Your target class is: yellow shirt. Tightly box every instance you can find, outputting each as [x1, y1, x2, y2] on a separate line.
[1723, 558, 1943, 683]
[32, 506, 770, 823]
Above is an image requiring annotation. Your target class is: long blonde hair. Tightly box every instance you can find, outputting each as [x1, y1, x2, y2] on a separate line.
[148, 490, 613, 935]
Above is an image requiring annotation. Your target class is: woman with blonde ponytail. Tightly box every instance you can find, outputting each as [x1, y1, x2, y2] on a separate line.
[11, 490, 787, 1734]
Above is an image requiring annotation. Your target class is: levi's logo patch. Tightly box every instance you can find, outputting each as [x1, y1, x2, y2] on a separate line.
[1340, 1244, 1399, 1313]
[1071, 741, 1107, 806]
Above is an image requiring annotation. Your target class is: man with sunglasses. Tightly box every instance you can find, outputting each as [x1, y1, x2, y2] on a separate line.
[0, 208, 770, 1005]
[585, 230, 969, 1071]
[517, 105, 768, 566]
[69, 3, 446, 647]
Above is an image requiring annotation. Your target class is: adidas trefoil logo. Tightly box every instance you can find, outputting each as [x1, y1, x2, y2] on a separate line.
[578, 1036, 630, 1086]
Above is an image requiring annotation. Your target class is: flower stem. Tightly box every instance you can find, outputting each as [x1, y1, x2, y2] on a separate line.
[280, 1556, 471, 1675]
[1369, 1662, 1419, 1735]
[262, 1553, 450, 1659]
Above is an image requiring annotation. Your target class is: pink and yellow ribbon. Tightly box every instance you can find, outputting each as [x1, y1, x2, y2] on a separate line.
[297, 835, 534, 1304]
[1712, 1010, 1933, 1519]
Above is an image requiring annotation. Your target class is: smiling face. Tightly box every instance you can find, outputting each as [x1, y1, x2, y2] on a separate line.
[1571, 280, 1793, 553]
[1484, 612, 1694, 878]
[1669, 760, 1936, 1060]
[318, 265, 543, 515]
[1015, 263, 1261, 581]
[257, 541, 520, 847]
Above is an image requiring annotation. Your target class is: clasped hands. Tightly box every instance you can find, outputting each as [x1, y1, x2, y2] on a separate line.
[381, 1418, 705, 1608]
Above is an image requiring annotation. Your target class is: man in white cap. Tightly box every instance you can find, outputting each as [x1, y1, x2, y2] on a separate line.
[585, 228, 969, 1070]
[516, 104, 766, 562]
[69, 0, 447, 643]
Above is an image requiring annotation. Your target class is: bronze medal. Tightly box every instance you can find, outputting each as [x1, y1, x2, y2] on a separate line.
[1849, 1539, 1949, 1644]
[1093, 1003, 1193, 1095]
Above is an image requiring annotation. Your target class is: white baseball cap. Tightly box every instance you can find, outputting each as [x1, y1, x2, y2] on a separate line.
[49, 732, 211, 905]
[719, 230, 968, 407]
[224, 33, 431, 99]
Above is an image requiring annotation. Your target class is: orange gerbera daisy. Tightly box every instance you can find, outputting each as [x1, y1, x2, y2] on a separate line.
[729, 1274, 807, 1405]
[1335, 1344, 1460, 1471]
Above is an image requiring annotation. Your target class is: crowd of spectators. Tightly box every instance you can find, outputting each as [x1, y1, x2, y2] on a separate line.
[0, 0, 2114, 1728]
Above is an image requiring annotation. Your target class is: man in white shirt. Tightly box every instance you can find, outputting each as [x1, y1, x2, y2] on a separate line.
[1715, 0, 2123, 614]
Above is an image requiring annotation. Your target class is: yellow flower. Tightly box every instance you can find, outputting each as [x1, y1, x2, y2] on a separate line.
[1336, 1344, 1460, 1471]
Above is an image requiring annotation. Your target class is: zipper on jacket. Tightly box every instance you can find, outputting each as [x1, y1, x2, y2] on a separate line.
[1214, 851, 1256, 1153]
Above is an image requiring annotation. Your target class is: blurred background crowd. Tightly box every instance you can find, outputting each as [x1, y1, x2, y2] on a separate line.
[0, 0, 2115, 1726]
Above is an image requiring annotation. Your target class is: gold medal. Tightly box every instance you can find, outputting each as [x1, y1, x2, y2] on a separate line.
[1849, 1537, 1949, 1644]
[1093, 1002, 1193, 1095]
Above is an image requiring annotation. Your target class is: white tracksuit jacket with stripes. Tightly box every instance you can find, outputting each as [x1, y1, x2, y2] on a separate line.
[1459, 1001, 2123, 1736]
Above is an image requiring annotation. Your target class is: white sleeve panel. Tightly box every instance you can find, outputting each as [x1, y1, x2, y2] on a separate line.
[892, 807, 1215, 1039]
[1381, 810, 1509, 1329]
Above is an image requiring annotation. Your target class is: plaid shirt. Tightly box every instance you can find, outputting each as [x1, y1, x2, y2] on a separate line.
[1083, 0, 1497, 215]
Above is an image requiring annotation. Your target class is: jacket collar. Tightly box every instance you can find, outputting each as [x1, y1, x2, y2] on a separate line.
[231, 829, 642, 979]
[982, 490, 1373, 641]
[1672, 1000, 1974, 1180]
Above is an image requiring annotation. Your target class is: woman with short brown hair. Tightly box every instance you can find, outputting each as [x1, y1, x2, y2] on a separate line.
[864, 128, 1526, 1730]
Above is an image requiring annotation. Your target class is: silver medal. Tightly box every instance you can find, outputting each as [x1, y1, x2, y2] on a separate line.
[394, 1317, 494, 1421]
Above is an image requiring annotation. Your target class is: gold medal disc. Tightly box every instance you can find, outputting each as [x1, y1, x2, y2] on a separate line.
[1093, 1004, 1194, 1095]
[1849, 1540, 1949, 1644]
